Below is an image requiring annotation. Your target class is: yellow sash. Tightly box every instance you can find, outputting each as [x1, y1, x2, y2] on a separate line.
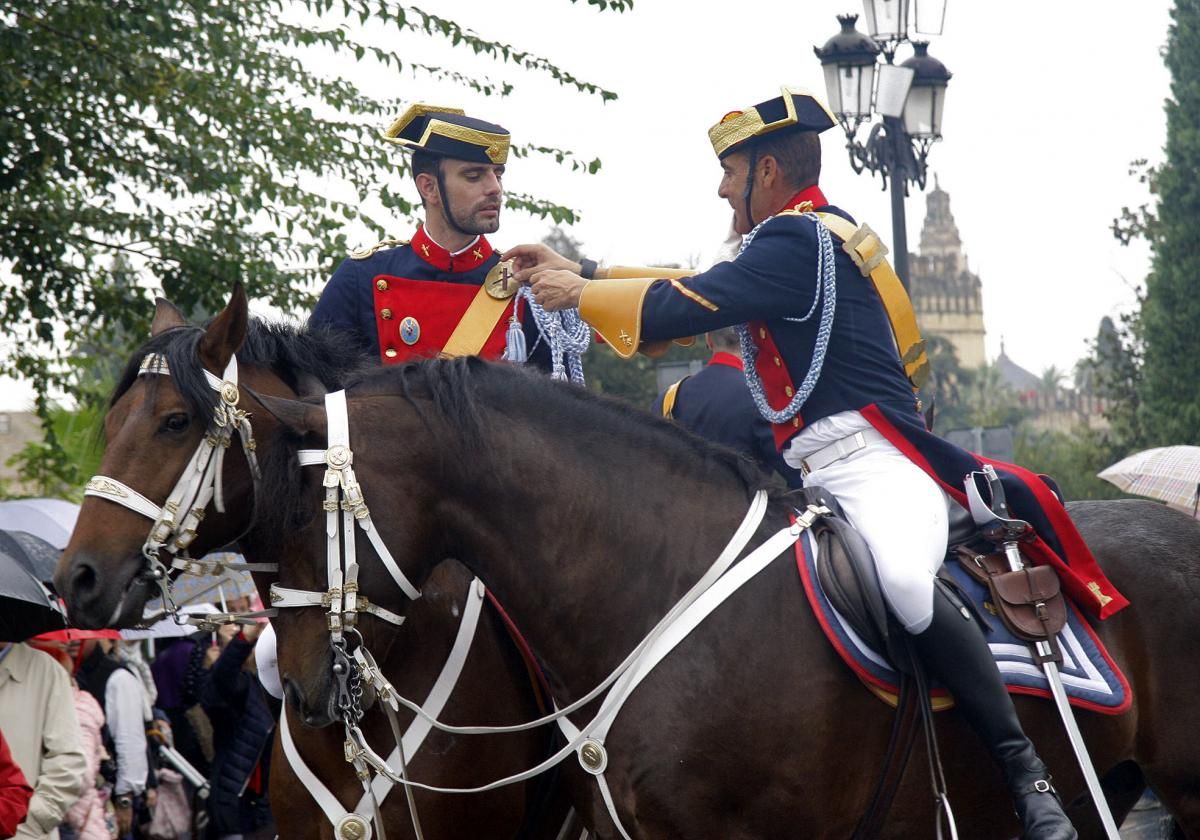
[815, 213, 930, 391]
[441, 284, 512, 358]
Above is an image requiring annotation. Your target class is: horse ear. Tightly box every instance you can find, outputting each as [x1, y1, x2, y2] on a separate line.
[254, 392, 328, 437]
[199, 284, 249, 373]
[150, 298, 188, 337]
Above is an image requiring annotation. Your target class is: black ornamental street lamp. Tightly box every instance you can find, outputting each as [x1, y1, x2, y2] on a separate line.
[815, 1, 951, 290]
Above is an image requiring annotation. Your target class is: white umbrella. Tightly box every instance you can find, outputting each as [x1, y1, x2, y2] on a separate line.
[1098, 445, 1200, 515]
[0, 499, 80, 549]
[120, 603, 218, 640]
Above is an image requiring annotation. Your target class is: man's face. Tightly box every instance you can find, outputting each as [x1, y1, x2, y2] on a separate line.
[438, 159, 505, 235]
[717, 152, 753, 235]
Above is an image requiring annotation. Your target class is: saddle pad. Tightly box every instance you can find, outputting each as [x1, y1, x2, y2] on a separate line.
[793, 531, 1131, 715]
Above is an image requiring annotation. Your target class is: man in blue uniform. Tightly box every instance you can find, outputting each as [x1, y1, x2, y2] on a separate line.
[507, 88, 1129, 839]
[655, 328, 803, 488]
[310, 104, 549, 368]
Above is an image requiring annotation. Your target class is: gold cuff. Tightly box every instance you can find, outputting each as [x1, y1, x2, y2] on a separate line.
[579, 278, 656, 359]
[596, 265, 695, 281]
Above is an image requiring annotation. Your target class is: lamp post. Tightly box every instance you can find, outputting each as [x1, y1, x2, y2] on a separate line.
[815, 2, 951, 291]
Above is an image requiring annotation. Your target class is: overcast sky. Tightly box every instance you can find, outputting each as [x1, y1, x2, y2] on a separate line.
[0, 0, 1173, 409]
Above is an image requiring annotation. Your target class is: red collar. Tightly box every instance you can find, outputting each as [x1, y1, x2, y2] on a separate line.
[777, 185, 828, 215]
[411, 225, 494, 272]
[708, 351, 744, 371]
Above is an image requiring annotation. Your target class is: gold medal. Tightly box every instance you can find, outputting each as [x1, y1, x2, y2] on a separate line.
[484, 259, 518, 300]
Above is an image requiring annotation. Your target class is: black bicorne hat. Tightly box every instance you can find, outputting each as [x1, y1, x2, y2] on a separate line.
[708, 87, 837, 160]
[383, 104, 510, 165]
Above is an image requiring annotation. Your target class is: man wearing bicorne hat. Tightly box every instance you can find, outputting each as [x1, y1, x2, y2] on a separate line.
[507, 87, 1131, 839]
[311, 104, 551, 368]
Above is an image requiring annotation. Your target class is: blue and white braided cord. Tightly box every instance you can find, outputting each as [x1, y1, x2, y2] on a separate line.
[734, 211, 837, 424]
[515, 286, 589, 384]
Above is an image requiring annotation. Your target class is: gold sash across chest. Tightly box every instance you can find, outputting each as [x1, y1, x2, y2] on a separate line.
[440, 261, 516, 358]
[812, 212, 929, 391]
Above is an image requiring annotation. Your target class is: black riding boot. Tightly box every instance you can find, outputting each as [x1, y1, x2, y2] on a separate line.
[911, 586, 1078, 840]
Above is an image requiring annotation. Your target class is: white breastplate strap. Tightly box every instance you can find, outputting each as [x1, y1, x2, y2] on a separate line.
[83, 354, 272, 610]
[340, 496, 831, 809]
[559, 505, 828, 840]
[277, 577, 486, 837]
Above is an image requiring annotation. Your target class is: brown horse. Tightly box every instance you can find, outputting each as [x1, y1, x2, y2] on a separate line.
[54, 292, 578, 839]
[254, 353, 1200, 839]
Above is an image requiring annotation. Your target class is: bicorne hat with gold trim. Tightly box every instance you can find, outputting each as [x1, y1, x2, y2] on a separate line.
[383, 103, 510, 165]
[708, 87, 837, 160]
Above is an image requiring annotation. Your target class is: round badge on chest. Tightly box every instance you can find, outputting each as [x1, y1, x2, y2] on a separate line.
[399, 316, 420, 345]
[484, 259, 519, 300]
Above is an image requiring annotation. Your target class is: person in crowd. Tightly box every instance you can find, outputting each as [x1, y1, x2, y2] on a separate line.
[27, 633, 115, 840]
[150, 634, 209, 780]
[0, 643, 86, 840]
[73, 641, 153, 840]
[655, 327, 804, 488]
[198, 622, 275, 840]
[0, 729, 33, 839]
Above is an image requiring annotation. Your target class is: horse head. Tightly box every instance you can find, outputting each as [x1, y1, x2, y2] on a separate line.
[54, 286, 288, 628]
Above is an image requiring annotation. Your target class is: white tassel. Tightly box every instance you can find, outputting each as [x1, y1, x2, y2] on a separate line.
[502, 316, 527, 364]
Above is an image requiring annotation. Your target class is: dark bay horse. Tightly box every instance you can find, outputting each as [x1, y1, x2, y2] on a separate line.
[54, 293, 576, 839]
[259, 354, 1200, 839]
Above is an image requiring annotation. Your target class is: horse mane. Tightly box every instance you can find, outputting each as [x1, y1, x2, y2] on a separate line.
[110, 320, 372, 418]
[352, 355, 773, 496]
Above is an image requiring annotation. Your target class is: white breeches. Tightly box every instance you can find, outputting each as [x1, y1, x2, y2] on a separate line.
[785, 412, 952, 633]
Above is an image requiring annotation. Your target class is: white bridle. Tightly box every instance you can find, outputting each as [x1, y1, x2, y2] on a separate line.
[83, 352, 275, 621]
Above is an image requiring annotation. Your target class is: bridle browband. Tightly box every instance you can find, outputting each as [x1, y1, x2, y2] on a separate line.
[83, 352, 275, 624]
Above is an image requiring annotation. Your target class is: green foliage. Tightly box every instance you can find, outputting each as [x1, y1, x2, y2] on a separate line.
[6, 401, 106, 501]
[1077, 313, 1146, 454]
[2, 0, 620, 487]
[1014, 426, 1130, 502]
[1135, 0, 1200, 444]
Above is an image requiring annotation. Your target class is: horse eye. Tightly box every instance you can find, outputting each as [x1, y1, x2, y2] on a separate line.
[162, 413, 190, 433]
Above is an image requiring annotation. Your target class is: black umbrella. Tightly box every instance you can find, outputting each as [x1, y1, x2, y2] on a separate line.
[0, 529, 62, 585]
[0, 548, 67, 641]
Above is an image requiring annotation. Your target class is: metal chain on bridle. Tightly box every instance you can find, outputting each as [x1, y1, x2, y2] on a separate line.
[736, 211, 838, 424]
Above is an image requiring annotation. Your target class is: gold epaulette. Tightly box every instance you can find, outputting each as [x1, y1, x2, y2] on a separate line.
[350, 238, 410, 260]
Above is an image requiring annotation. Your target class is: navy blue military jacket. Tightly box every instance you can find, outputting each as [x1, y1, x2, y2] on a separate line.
[311, 224, 548, 369]
[654, 352, 804, 488]
[641, 186, 917, 447]
[635, 185, 1127, 617]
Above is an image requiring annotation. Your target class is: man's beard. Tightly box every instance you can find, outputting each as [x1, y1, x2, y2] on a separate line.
[447, 201, 500, 235]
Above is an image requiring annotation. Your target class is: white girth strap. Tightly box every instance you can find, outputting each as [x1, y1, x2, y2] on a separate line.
[276, 577, 487, 837]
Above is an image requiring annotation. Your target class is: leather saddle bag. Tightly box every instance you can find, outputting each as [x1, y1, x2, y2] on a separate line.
[952, 546, 1067, 643]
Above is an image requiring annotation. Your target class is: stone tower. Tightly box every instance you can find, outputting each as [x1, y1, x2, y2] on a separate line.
[907, 178, 986, 369]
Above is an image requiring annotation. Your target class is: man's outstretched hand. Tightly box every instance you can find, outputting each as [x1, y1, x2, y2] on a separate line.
[502, 243, 581, 285]
[529, 269, 587, 311]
